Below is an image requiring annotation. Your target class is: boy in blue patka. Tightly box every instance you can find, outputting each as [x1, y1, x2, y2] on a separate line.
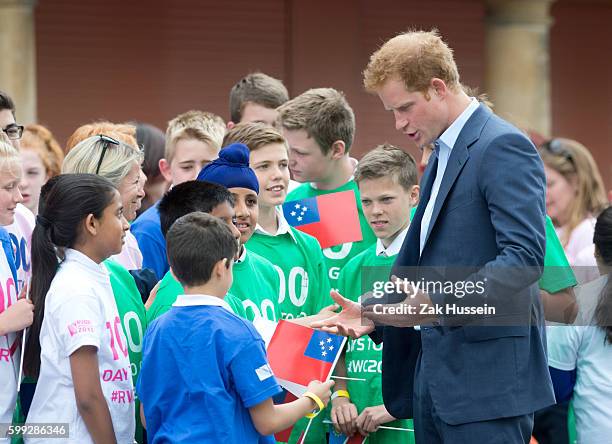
[137, 212, 333, 443]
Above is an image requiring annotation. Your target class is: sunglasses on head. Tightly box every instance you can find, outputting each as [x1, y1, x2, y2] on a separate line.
[94, 134, 121, 175]
[541, 139, 574, 165]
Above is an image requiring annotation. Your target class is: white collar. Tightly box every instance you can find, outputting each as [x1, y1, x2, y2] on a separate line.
[375, 225, 410, 257]
[65, 248, 109, 281]
[172, 294, 232, 311]
[438, 98, 480, 150]
[255, 207, 297, 242]
[235, 245, 248, 263]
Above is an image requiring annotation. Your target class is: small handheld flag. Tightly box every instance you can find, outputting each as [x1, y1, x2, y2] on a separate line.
[282, 190, 362, 248]
[17, 281, 30, 392]
[267, 320, 346, 395]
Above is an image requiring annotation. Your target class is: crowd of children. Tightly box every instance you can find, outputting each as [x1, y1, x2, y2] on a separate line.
[0, 36, 611, 444]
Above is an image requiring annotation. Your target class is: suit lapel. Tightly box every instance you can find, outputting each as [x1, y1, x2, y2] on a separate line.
[422, 145, 470, 244]
[422, 104, 492, 248]
[393, 153, 438, 271]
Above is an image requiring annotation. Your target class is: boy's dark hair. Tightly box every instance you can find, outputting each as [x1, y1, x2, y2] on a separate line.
[167, 212, 238, 287]
[355, 143, 418, 190]
[229, 72, 289, 123]
[0, 90, 16, 115]
[158, 180, 234, 237]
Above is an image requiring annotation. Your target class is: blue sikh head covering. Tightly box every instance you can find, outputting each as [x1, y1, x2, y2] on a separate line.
[196, 143, 259, 194]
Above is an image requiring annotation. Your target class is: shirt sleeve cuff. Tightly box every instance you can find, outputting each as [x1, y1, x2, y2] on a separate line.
[242, 384, 284, 408]
[548, 357, 576, 372]
[65, 335, 100, 357]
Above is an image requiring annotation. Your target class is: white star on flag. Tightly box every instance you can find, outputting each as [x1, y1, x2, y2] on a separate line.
[297, 217, 302, 221]
[329, 346, 334, 351]
[322, 351, 327, 357]
[327, 338, 332, 343]
[295, 203, 301, 209]
[319, 340, 324, 346]
[290, 211, 296, 216]
[302, 206, 308, 211]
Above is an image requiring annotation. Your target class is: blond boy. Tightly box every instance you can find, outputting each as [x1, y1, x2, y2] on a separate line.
[224, 122, 332, 321]
[132, 110, 225, 279]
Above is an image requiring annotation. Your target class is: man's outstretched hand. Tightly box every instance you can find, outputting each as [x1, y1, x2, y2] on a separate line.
[310, 290, 374, 339]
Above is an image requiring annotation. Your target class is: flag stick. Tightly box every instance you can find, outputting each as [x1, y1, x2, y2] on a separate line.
[327, 336, 347, 381]
[323, 419, 413, 432]
[330, 375, 366, 381]
[17, 281, 31, 393]
[298, 418, 313, 444]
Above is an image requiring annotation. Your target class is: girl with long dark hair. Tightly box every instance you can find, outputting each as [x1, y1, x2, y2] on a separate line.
[23, 174, 134, 443]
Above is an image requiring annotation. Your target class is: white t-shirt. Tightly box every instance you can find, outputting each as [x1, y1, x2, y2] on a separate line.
[5, 203, 35, 290]
[0, 243, 19, 435]
[26, 249, 135, 444]
[548, 275, 612, 444]
[557, 217, 599, 284]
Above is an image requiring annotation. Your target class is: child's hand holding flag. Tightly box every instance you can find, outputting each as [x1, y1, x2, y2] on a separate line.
[331, 395, 359, 437]
[267, 319, 346, 394]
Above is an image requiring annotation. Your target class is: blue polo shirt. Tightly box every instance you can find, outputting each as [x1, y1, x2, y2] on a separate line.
[131, 203, 168, 280]
[137, 294, 282, 443]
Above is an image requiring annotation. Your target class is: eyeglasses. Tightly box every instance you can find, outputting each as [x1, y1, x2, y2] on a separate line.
[95, 134, 121, 175]
[541, 139, 574, 166]
[2, 124, 24, 140]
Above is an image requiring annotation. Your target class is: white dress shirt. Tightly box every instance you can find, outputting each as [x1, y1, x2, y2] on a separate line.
[420, 98, 480, 253]
[376, 225, 410, 257]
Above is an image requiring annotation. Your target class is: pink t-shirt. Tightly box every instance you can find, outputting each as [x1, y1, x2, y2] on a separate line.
[110, 229, 143, 271]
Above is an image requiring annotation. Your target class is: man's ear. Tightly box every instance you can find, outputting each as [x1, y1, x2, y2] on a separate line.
[158, 158, 173, 183]
[430, 78, 448, 98]
[227, 121, 236, 129]
[329, 140, 347, 160]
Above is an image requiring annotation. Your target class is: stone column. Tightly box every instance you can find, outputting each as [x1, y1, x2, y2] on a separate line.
[0, 0, 37, 123]
[485, 0, 555, 137]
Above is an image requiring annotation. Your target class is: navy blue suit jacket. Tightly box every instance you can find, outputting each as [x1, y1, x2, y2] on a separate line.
[379, 104, 556, 425]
